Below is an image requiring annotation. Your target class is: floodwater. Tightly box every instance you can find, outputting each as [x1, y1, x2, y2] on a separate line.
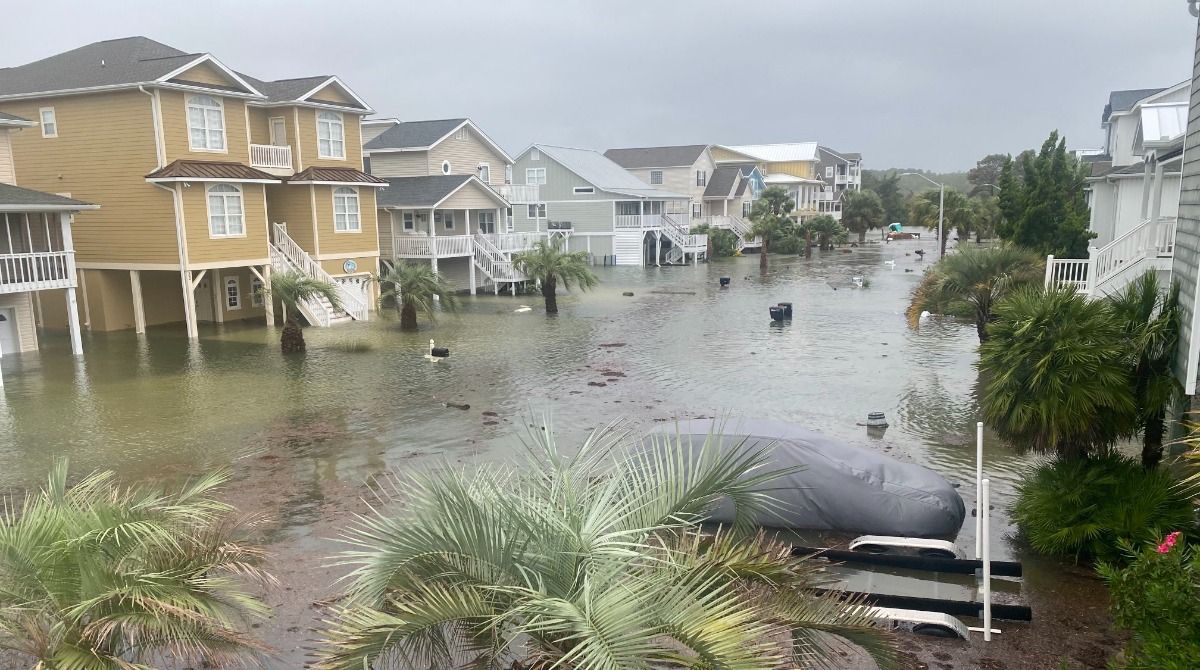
[0, 234, 1115, 668]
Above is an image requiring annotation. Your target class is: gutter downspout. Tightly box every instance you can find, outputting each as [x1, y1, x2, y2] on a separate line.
[154, 182, 197, 340]
[138, 85, 166, 169]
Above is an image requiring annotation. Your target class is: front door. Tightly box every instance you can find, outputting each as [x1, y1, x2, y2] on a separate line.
[195, 277, 214, 322]
[269, 118, 287, 146]
[0, 308, 17, 355]
[477, 211, 496, 234]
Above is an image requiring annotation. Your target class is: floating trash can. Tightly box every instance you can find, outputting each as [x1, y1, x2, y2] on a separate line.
[431, 347, 450, 358]
[720, 277, 731, 287]
[778, 302, 793, 319]
[769, 305, 786, 322]
[866, 412, 888, 427]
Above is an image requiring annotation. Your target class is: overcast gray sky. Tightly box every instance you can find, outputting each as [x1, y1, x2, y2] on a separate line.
[3, 1, 1195, 171]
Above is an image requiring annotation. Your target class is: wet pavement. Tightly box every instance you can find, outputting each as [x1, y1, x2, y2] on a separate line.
[0, 233, 1120, 668]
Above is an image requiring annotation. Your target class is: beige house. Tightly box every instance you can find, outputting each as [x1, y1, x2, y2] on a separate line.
[712, 143, 826, 221]
[365, 118, 539, 293]
[0, 36, 384, 339]
[0, 112, 96, 356]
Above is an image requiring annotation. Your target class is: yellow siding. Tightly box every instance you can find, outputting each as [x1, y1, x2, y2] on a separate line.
[428, 126, 508, 185]
[174, 62, 238, 87]
[768, 161, 815, 179]
[179, 182, 269, 265]
[441, 182, 505, 210]
[319, 256, 376, 276]
[266, 185, 315, 252]
[710, 146, 758, 164]
[159, 89, 250, 164]
[377, 209, 395, 257]
[0, 129, 15, 185]
[246, 107, 272, 146]
[312, 185, 378, 256]
[208, 266, 267, 323]
[295, 107, 363, 169]
[309, 83, 354, 105]
[0, 91, 178, 264]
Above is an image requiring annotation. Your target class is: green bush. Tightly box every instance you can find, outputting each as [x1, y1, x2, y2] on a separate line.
[771, 233, 807, 255]
[1011, 453, 1195, 564]
[1099, 538, 1200, 669]
[690, 224, 737, 257]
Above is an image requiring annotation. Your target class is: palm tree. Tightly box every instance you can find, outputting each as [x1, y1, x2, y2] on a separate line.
[315, 421, 900, 670]
[979, 287, 1136, 459]
[376, 261, 458, 331]
[908, 188, 971, 257]
[0, 461, 273, 667]
[267, 269, 341, 353]
[907, 245, 1043, 342]
[513, 238, 597, 314]
[799, 214, 849, 251]
[1108, 271, 1181, 468]
[749, 186, 796, 270]
[841, 189, 885, 243]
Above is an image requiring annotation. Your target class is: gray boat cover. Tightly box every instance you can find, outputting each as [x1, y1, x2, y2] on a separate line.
[645, 418, 965, 537]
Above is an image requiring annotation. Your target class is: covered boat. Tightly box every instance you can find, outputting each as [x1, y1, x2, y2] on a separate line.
[645, 418, 965, 537]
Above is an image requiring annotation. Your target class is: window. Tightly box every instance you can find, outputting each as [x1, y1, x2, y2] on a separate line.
[477, 211, 495, 234]
[441, 160, 452, 174]
[615, 202, 640, 216]
[317, 111, 345, 158]
[644, 201, 663, 215]
[650, 170, 663, 185]
[526, 167, 546, 185]
[251, 277, 264, 307]
[225, 277, 241, 310]
[39, 107, 57, 138]
[825, 166, 833, 178]
[531, 148, 540, 161]
[742, 201, 751, 217]
[186, 95, 225, 151]
[505, 164, 513, 184]
[696, 170, 706, 187]
[478, 163, 490, 183]
[506, 207, 514, 232]
[436, 210, 455, 230]
[527, 203, 546, 218]
[573, 186, 594, 194]
[455, 127, 467, 140]
[333, 187, 361, 232]
[692, 202, 702, 218]
[206, 184, 244, 237]
[402, 211, 414, 231]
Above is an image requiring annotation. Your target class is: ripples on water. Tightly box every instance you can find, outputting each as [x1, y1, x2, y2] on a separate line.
[0, 235, 1035, 557]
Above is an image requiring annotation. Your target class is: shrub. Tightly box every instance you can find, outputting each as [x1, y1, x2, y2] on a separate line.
[1099, 537, 1200, 669]
[1012, 454, 1195, 564]
[690, 223, 738, 257]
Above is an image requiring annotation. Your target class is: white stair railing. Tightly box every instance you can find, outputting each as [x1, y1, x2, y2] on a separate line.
[661, 212, 707, 252]
[270, 222, 368, 322]
[1044, 215, 1177, 297]
[269, 245, 333, 327]
[472, 233, 527, 283]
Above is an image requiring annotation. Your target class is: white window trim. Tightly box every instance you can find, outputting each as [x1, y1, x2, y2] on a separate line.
[477, 210, 496, 232]
[530, 148, 540, 161]
[186, 95, 228, 153]
[250, 277, 264, 307]
[39, 107, 57, 138]
[225, 277, 242, 311]
[505, 164, 513, 184]
[268, 116, 287, 145]
[441, 160, 452, 174]
[316, 110, 346, 160]
[573, 186, 594, 194]
[825, 166, 833, 178]
[526, 167, 546, 185]
[692, 202, 703, 218]
[332, 187, 362, 233]
[443, 211, 455, 230]
[650, 170, 663, 185]
[527, 203, 546, 218]
[205, 184, 246, 238]
[478, 163, 490, 183]
[402, 211, 415, 231]
[455, 127, 468, 140]
[696, 170, 706, 187]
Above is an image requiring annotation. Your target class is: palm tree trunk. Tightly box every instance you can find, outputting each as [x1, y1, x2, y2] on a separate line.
[858, 229, 866, 244]
[543, 273, 558, 313]
[975, 306, 991, 343]
[804, 230, 812, 259]
[1141, 409, 1166, 468]
[280, 318, 305, 353]
[400, 301, 418, 331]
[759, 240, 769, 271]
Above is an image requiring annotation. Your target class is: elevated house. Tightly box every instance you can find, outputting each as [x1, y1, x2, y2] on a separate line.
[814, 146, 863, 220]
[0, 37, 384, 339]
[364, 118, 536, 294]
[711, 143, 825, 222]
[0, 112, 96, 356]
[1046, 82, 1187, 299]
[604, 144, 760, 249]
[508, 144, 706, 267]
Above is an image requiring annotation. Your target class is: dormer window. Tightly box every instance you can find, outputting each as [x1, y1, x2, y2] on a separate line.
[187, 95, 225, 151]
[317, 111, 345, 159]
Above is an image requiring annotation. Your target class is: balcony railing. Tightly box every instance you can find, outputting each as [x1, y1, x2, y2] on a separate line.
[615, 214, 665, 229]
[0, 250, 75, 293]
[493, 184, 540, 204]
[250, 144, 294, 172]
[393, 235, 474, 258]
[480, 231, 545, 253]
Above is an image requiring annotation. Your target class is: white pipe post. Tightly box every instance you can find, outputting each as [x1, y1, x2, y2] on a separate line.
[982, 477, 992, 642]
[975, 421, 984, 560]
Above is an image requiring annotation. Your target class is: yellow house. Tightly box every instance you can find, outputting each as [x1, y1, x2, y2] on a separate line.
[712, 143, 826, 220]
[0, 37, 384, 339]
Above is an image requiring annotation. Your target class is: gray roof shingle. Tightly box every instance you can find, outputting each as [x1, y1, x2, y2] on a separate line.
[1103, 88, 1167, 122]
[702, 166, 740, 198]
[0, 183, 94, 210]
[364, 119, 467, 151]
[0, 36, 207, 98]
[534, 145, 689, 199]
[604, 144, 708, 169]
[376, 175, 475, 208]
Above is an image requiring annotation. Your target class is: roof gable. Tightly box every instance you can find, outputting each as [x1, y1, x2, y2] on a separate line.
[525, 144, 689, 199]
[364, 118, 467, 152]
[171, 60, 240, 89]
[718, 143, 819, 163]
[376, 174, 505, 208]
[604, 144, 708, 169]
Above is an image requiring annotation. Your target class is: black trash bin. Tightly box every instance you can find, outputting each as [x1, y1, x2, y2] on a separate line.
[431, 347, 450, 358]
[778, 302, 793, 319]
[719, 276, 731, 287]
[769, 305, 786, 322]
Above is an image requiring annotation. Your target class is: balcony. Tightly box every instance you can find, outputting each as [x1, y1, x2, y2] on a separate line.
[394, 235, 474, 259]
[0, 250, 75, 294]
[249, 144, 294, 175]
[493, 183, 540, 204]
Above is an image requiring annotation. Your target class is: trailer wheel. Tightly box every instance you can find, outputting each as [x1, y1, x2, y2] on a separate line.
[918, 548, 957, 559]
[912, 623, 960, 638]
[852, 544, 888, 555]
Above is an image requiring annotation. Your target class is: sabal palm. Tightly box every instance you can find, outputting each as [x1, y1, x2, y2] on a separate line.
[0, 461, 273, 668]
[908, 189, 970, 257]
[316, 421, 899, 670]
[512, 239, 597, 313]
[1108, 271, 1181, 467]
[376, 262, 458, 331]
[749, 186, 796, 269]
[267, 269, 341, 353]
[840, 189, 884, 243]
[907, 245, 1042, 341]
[799, 215, 848, 251]
[979, 287, 1135, 458]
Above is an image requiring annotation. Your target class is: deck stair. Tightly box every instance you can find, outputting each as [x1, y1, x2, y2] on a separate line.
[698, 215, 759, 251]
[270, 222, 369, 327]
[1044, 216, 1176, 298]
[472, 233, 530, 291]
[661, 212, 707, 264]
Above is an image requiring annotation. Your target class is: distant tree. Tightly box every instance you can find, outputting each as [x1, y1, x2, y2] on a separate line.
[864, 170, 906, 226]
[907, 188, 971, 257]
[970, 195, 1003, 243]
[841, 189, 885, 243]
[967, 153, 1009, 197]
[997, 131, 1095, 258]
[799, 215, 849, 251]
[749, 186, 796, 271]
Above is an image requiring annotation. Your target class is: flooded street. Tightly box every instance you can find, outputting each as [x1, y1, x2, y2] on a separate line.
[0, 236, 1118, 668]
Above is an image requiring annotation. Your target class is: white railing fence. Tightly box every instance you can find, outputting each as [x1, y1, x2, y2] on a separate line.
[270, 222, 368, 322]
[661, 212, 707, 253]
[392, 235, 474, 258]
[0, 250, 75, 292]
[249, 144, 293, 170]
[269, 245, 333, 327]
[493, 184, 540, 204]
[1044, 215, 1178, 297]
[481, 231, 544, 253]
[1044, 256, 1090, 294]
[472, 233, 526, 282]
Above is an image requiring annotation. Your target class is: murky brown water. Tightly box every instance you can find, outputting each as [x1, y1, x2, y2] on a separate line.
[0, 234, 1117, 668]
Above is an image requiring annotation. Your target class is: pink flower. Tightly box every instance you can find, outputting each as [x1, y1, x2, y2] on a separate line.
[1156, 531, 1183, 554]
